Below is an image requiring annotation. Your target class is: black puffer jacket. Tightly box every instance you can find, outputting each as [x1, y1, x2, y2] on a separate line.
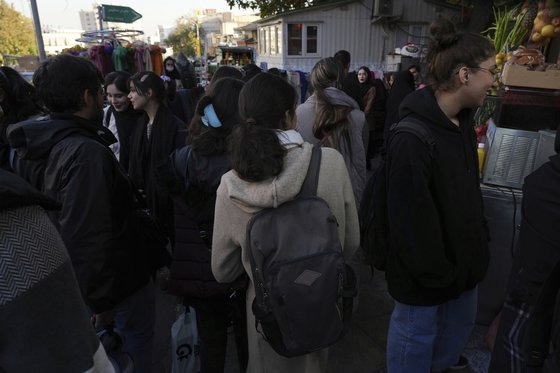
[7, 114, 151, 313]
[163, 146, 246, 298]
[385, 87, 489, 306]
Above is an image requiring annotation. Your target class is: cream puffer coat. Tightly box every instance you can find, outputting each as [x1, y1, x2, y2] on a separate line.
[211, 142, 360, 373]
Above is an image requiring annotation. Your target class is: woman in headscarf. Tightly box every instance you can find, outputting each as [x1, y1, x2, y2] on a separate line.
[384, 70, 415, 140]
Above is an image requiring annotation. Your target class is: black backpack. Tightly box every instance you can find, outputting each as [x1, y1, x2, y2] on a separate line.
[359, 117, 436, 271]
[246, 146, 357, 357]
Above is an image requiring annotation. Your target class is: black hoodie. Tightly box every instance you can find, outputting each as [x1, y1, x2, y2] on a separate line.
[385, 87, 489, 306]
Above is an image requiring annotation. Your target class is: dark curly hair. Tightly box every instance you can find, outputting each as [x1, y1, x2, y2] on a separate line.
[33, 54, 103, 114]
[230, 73, 297, 182]
[0, 66, 42, 125]
[187, 77, 244, 156]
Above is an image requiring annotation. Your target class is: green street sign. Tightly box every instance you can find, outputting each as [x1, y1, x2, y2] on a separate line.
[101, 4, 142, 23]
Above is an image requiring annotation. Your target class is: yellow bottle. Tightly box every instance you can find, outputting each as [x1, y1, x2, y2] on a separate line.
[477, 143, 486, 178]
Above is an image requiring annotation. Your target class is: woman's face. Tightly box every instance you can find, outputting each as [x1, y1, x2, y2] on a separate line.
[106, 84, 130, 112]
[357, 69, 368, 84]
[461, 56, 498, 108]
[128, 82, 149, 111]
[165, 60, 175, 72]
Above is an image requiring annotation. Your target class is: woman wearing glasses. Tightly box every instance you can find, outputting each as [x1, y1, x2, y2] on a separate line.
[384, 18, 496, 372]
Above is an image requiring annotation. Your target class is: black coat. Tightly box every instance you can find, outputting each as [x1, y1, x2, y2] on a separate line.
[384, 70, 415, 138]
[385, 87, 489, 305]
[7, 114, 151, 312]
[162, 146, 246, 298]
[490, 153, 560, 372]
[129, 104, 186, 239]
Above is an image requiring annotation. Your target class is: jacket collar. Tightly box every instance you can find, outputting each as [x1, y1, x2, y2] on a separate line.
[50, 113, 117, 146]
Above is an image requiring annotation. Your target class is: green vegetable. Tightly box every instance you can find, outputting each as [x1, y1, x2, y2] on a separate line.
[483, 6, 529, 53]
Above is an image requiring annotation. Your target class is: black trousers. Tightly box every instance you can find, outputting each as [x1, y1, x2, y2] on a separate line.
[188, 293, 248, 373]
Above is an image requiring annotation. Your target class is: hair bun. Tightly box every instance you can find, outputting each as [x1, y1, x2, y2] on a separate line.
[429, 18, 459, 50]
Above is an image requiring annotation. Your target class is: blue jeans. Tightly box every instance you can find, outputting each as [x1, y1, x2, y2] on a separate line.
[386, 287, 477, 373]
[113, 281, 156, 373]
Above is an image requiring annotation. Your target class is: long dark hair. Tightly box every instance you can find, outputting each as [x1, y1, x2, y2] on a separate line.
[427, 18, 494, 91]
[129, 71, 166, 103]
[104, 71, 131, 94]
[187, 77, 244, 156]
[230, 73, 297, 182]
[310, 57, 353, 155]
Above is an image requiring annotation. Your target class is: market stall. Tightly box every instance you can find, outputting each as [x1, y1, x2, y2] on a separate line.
[475, 1, 560, 325]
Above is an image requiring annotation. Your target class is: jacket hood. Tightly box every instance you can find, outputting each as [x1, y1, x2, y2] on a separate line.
[308, 87, 360, 110]
[220, 142, 313, 213]
[7, 114, 117, 161]
[399, 87, 467, 131]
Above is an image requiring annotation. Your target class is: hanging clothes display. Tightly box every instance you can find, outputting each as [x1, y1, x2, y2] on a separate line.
[80, 29, 167, 77]
[150, 45, 165, 76]
[112, 45, 129, 72]
[88, 44, 114, 76]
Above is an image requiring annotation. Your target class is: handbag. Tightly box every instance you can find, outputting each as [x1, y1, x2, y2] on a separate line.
[126, 178, 171, 272]
[171, 306, 200, 373]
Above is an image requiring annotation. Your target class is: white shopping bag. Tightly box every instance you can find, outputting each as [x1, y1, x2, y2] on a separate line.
[171, 306, 200, 373]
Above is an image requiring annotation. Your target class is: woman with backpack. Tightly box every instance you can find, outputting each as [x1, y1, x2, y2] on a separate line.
[295, 57, 366, 208]
[211, 73, 360, 372]
[162, 77, 248, 373]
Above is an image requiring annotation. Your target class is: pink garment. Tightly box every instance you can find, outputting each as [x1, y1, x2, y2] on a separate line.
[135, 45, 146, 72]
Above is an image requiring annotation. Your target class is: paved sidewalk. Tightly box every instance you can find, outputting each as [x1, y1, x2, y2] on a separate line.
[225, 263, 492, 373]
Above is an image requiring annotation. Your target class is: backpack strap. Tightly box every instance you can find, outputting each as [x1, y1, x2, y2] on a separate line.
[298, 146, 322, 198]
[388, 117, 436, 157]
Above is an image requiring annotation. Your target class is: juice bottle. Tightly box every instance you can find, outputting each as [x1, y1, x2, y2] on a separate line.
[477, 143, 486, 178]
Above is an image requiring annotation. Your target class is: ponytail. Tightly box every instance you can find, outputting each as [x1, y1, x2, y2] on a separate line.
[230, 73, 297, 182]
[230, 119, 286, 181]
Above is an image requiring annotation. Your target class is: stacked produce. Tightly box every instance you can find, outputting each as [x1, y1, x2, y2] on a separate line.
[525, 0, 560, 45]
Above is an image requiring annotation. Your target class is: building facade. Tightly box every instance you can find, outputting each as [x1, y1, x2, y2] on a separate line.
[256, 0, 462, 72]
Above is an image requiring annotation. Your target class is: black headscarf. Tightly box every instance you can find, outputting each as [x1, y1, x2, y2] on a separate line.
[357, 66, 375, 100]
[163, 57, 181, 80]
[384, 70, 415, 135]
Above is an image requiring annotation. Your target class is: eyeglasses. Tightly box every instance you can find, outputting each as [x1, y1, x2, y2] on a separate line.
[455, 66, 500, 81]
[470, 66, 500, 80]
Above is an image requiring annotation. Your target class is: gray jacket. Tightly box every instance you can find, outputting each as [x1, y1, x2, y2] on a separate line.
[296, 87, 367, 207]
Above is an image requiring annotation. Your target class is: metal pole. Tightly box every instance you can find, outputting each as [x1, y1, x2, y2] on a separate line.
[29, 0, 46, 62]
[98, 6, 104, 30]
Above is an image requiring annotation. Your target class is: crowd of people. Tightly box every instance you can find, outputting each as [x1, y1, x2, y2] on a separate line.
[0, 16, 559, 373]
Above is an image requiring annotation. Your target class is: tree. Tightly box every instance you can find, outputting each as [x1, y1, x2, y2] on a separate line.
[226, 0, 333, 18]
[165, 17, 204, 58]
[0, 0, 38, 63]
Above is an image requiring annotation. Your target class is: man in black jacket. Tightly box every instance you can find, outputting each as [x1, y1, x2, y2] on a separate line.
[7, 55, 154, 373]
[489, 127, 560, 372]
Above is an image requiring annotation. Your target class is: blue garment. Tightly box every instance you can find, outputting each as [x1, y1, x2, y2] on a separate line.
[386, 287, 477, 372]
[113, 281, 156, 373]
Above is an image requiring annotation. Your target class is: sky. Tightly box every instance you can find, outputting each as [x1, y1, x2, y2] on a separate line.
[13, 0, 256, 34]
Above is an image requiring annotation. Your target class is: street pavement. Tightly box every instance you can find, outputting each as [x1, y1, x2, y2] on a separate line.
[223, 263, 492, 373]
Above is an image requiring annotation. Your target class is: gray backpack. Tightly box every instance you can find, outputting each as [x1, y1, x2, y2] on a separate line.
[247, 146, 357, 357]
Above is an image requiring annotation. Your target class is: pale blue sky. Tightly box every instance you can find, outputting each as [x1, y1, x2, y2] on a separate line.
[13, 0, 255, 34]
